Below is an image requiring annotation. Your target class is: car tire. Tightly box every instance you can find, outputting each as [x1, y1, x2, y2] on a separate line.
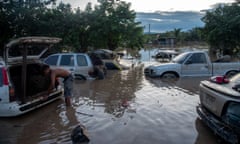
[75, 75, 87, 80]
[161, 72, 178, 80]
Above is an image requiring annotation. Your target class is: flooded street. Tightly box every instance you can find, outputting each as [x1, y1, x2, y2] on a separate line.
[0, 62, 220, 144]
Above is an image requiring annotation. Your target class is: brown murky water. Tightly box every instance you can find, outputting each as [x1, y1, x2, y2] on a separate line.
[0, 63, 220, 144]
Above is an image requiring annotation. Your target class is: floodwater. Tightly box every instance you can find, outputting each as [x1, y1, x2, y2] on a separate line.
[0, 49, 221, 144]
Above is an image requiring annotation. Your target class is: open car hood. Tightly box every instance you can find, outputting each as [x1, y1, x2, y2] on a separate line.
[5, 37, 61, 63]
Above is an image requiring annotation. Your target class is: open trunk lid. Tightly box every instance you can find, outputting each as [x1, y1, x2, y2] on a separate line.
[4, 37, 62, 64]
[4, 37, 62, 104]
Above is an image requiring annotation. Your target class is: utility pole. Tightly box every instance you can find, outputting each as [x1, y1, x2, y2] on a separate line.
[148, 24, 151, 34]
[148, 24, 151, 62]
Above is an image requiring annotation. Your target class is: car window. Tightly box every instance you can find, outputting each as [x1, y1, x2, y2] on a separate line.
[77, 55, 88, 66]
[188, 53, 207, 64]
[45, 55, 58, 65]
[60, 55, 74, 66]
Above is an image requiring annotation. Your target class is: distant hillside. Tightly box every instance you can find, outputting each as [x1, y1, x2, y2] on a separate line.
[136, 11, 205, 33]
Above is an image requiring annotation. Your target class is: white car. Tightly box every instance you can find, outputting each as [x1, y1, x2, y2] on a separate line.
[44, 53, 95, 80]
[0, 37, 63, 117]
[144, 51, 240, 79]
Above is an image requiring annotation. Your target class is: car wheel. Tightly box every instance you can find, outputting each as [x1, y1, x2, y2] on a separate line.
[75, 75, 87, 80]
[161, 72, 178, 80]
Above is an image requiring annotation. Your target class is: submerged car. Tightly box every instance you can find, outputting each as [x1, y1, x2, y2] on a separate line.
[44, 53, 107, 80]
[91, 49, 122, 70]
[197, 74, 240, 144]
[44, 53, 94, 80]
[0, 37, 63, 117]
[152, 49, 179, 62]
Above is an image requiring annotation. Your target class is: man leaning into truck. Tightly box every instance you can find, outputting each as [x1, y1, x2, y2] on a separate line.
[42, 65, 73, 106]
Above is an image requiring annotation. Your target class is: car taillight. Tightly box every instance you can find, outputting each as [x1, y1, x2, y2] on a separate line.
[2, 68, 9, 85]
[210, 75, 229, 84]
[1, 68, 16, 102]
[9, 86, 16, 102]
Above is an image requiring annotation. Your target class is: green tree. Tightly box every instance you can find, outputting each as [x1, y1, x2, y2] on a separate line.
[90, 0, 144, 51]
[0, 0, 56, 52]
[0, 0, 144, 53]
[202, 2, 240, 55]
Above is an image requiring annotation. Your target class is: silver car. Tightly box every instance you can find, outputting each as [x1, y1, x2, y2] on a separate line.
[197, 74, 240, 144]
[44, 53, 94, 80]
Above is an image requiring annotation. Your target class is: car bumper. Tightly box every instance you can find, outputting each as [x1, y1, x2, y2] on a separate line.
[144, 68, 160, 77]
[0, 89, 63, 117]
[196, 104, 239, 144]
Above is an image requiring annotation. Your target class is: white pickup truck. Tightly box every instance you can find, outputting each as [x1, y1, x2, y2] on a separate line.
[144, 51, 240, 78]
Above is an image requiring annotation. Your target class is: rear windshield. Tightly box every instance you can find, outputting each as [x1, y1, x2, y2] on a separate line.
[8, 44, 49, 57]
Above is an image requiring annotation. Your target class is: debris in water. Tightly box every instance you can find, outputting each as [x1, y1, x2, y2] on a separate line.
[71, 125, 90, 144]
[121, 99, 129, 108]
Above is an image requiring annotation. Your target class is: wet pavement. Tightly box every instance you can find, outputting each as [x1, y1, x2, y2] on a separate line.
[0, 62, 221, 144]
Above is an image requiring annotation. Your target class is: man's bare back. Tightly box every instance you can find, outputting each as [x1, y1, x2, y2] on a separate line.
[49, 68, 71, 90]
[51, 68, 71, 78]
[42, 65, 73, 106]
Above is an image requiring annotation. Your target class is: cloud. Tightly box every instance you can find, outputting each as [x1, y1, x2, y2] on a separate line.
[136, 11, 204, 32]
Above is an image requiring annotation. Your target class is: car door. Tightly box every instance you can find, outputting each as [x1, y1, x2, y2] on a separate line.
[74, 54, 91, 77]
[59, 54, 75, 74]
[181, 53, 211, 76]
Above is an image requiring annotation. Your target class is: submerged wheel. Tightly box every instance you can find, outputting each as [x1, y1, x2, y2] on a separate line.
[161, 72, 178, 79]
[75, 75, 87, 80]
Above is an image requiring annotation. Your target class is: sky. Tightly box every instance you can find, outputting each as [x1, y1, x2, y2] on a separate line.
[62, 0, 235, 12]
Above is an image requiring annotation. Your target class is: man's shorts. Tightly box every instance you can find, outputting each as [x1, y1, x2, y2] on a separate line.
[63, 74, 73, 97]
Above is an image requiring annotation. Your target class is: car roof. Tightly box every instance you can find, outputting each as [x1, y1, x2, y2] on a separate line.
[49, 53, 88, 56]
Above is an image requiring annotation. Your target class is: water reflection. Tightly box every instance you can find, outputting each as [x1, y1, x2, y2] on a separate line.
[145, 76, 209, 95]
[194, 118, 219, 144]
[72, 66, 144, 118]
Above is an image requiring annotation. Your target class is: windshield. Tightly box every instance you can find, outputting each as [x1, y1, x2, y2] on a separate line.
[171, 52, 191, 64]
[8, 44, 49, 57]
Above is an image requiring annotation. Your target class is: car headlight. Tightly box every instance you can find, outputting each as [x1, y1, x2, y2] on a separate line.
[222, 102, 240, 132]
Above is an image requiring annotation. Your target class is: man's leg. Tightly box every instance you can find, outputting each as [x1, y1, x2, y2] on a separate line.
[65, 97, 71, 106]
[64, 76, 73, 106]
